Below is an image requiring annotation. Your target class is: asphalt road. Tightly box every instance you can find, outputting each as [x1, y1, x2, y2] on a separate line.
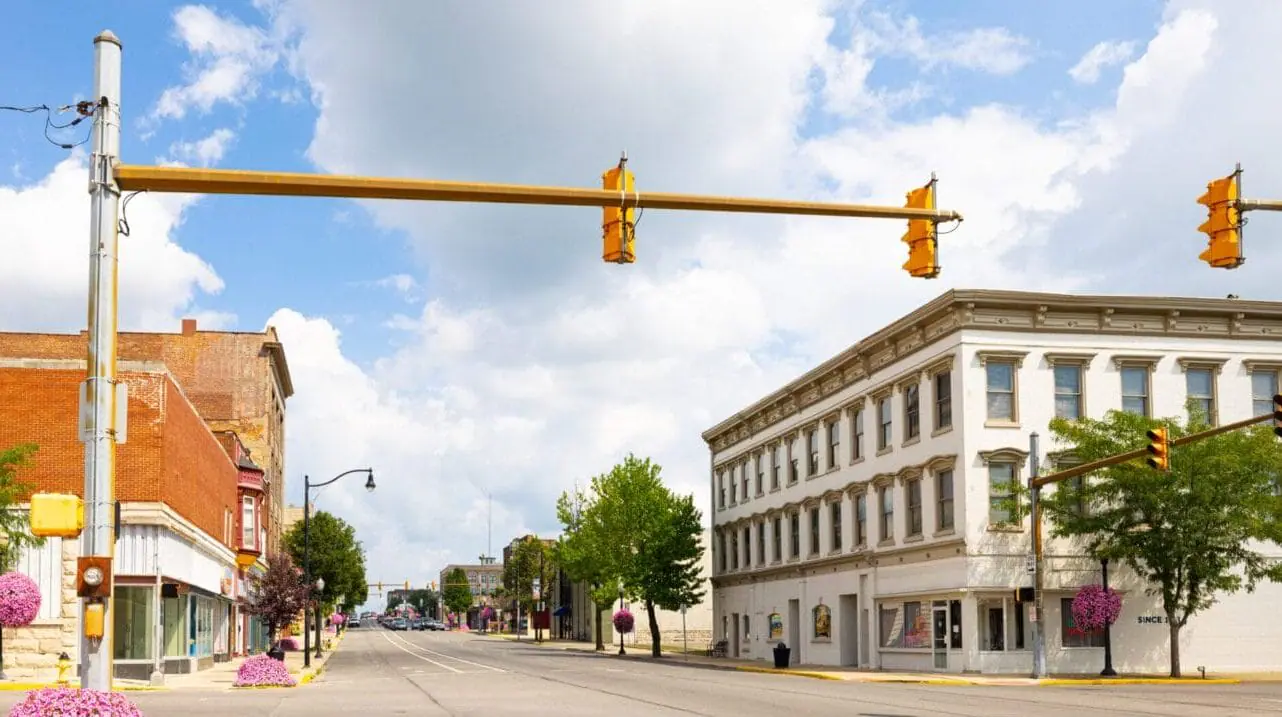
[1, 629, 1281, 715]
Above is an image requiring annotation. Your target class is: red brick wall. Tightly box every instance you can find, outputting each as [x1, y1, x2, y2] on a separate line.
[161, 375, 237, 547]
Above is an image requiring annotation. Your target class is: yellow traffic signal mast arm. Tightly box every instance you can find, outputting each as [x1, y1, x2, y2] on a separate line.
[113, 165, 963, 222]
[1240, 198, 1282, 212]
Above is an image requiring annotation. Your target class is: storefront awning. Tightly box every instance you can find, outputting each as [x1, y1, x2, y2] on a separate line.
[553, 605, 571, 617]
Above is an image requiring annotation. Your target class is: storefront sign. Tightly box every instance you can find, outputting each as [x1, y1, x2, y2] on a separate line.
[1137, 615, 1168, 624]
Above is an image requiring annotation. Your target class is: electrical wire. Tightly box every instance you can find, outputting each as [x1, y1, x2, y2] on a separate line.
[118, 190, 146, 237]
[0, 101, 97, 149]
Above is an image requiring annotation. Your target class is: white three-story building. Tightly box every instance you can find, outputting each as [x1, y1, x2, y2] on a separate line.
[703, 289, 1282, 675]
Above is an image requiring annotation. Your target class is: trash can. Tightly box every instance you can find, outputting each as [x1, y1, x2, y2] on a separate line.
[773, 642, 790, 669]
[267, 643, 286, 662]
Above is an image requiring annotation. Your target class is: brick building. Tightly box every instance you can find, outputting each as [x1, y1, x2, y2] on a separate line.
[0, 319, 292, 555]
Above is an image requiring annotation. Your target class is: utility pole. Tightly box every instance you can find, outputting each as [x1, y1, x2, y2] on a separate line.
[80, 29, 124, 692]
[1028, 432, 1047, 679]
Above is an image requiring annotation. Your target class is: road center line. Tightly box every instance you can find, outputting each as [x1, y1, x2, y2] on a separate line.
[379, 630, 464, 673]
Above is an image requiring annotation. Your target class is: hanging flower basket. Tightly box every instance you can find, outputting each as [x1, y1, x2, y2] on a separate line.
[0, 572, 41, 628]
[612, 609, 634, 635]
[1071, 584, 1122, 631]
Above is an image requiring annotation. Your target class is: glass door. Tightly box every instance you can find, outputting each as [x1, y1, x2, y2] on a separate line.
[932, 605, 948, 670]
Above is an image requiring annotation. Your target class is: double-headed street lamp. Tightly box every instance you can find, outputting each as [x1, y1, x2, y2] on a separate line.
[303, 469, 375, 668]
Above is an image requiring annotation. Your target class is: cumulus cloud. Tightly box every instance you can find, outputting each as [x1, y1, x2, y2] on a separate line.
[167, 127, 236, 166]
[1069, 40, 1137, 84]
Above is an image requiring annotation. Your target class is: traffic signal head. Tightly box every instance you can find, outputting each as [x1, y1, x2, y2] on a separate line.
[1273, 394, 1282, 438]
[405, 581, 410, 590]
[602, 162, 636, 264]
[1145, 426, 1170, 471]
[1197, 172, 1243, 269]
[901, 179, 939, 279]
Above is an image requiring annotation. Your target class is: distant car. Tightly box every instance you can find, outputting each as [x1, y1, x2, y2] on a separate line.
[348, 618, 361, 628]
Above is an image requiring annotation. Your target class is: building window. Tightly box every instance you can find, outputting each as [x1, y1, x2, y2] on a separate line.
[789, 512, 800, 558]
[1065, 475, 1088, 517]
[906, 479, 923, 537]
[716, 532, 726, 571]
[827, 419, 840, 468]
[730, 533, 739, 570]
[241, 496, 257, 551]
[1120, 366, 1150, 416]
[718, 473, 725, 508]
[879, 601, 930, 648]
[743, 527, 753, 566]
[879, 485, 894, 541]
[770, 446, 781, 490]
[877, 396, 892, 451]
[986, 360, 1016, 422]
[113, 586, 154, 660]
[988, 463, 1017, 525]
[789, 441, 800, 484]
[1186, 367, 1216, 423]
[757, 523, 765, 564]
[934, 371, 953, 430]
[1060, 598, 1105, 647]
[851, 408, 865, 460]
[809, 507, 821, 555]
[830, 501, 842, 551]
[755, 455, 764, 495]
[904, 384, 921, 440]
[807, 429, 820, 476]
[1053, 364, 1083, 420]
[740, 463, 749, 500]
[937, 470, 954, 531]
[772, 516, 782, 561]
[980, 599, 1026, 651]
[855, 494, 867, 546]
[1251, 369, 1279, 417]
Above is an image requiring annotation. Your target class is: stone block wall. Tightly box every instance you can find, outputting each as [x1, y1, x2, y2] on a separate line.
[3, 541, 79, 682]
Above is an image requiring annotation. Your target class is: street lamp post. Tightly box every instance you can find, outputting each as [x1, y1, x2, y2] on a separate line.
[303, 469, 375, 669]
[1101, 557, 1117, 677]
[617, 580, 625, 656]
[313, 577, 326, 659]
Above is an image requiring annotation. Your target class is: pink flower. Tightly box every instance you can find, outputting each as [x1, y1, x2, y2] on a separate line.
[1071, 584, 1122, 631]
[234, 654, 297, 687]
[0, 572, 41, 628]
[612, 609, 634, 635]
[9, 686, 143, 716]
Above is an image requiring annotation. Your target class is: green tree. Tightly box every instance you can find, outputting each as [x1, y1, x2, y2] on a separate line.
[0, 444, 44, 571]
[581, 454, 706, 657]
[1039, 407, 1282, 677]
[441, 567, 473, 618]
[283, 511, 368, 612]
[554, 487, 617, 650]
[502, 536, 555, 639]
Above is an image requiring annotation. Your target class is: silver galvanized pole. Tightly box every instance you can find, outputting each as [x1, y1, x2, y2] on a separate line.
[1029, 432, 1048, 679]
[82, 29, 123, 692]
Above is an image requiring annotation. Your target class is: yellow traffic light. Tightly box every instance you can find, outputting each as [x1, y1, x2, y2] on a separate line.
[431, 581, 437, 591]
[405, 581, 410, 590]
[1145, 426, 1170, 471]
[602, 156, 637, 264]
[1197, 170, 1243, 269]
[1272, 394, 1282, 438]
[902, 177, 939, 279]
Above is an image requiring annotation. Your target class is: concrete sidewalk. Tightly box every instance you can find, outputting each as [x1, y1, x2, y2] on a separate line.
[482, 633, 1264, 686]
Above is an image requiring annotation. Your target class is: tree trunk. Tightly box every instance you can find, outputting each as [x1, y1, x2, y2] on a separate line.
[1167, 617, 1182, 678]
[595, 603, 605, 650]
[646, 599, 661, 658]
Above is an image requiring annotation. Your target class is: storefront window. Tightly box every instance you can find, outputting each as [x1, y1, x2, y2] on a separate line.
[878, 601, 930, 648]
[191, 596, 215, 657]
[113, 586, 153, 660]
[1060, 598, 1105, 647]
[163, 596, 186, 657]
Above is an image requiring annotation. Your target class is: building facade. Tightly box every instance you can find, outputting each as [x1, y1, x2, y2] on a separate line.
[0, 360, 262, 679]
[704, 290, 1282, 675]
[0, 318, 293, 556]
[438, 561, 503, 628]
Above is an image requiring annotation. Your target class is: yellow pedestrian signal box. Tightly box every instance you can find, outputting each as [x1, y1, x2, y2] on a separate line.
[602, 161, 636, 264]
[902, 178, 939, 279]
[1197, 171, 1243, 269]
[1146, 427, 1170, 471]
[30, 493, 84, 538]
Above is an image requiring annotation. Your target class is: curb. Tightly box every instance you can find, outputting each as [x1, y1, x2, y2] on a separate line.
[0, 682, 167, 692]
[735, 666, 844, 681]
[1038, 677, 1241, 686]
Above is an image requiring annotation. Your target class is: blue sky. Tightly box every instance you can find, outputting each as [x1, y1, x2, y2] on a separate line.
[8, 0, 1275, 603]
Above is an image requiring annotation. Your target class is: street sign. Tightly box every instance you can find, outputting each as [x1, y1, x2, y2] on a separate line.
[680, 604, 687, 615]
[532, 578, 541, 600]
[1024, 554, 1036, 574]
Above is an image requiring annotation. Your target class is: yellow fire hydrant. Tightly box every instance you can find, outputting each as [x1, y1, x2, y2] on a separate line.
[56, 652, 72, 685]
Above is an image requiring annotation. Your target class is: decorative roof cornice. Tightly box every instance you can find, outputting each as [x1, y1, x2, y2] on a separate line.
[702, 289, 1282, 451]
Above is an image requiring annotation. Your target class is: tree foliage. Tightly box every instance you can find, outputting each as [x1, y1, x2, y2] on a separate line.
[441, 567, 473, 616]
[0, 444, 45, 572]
[242, 551, 310, 642]
[555, 487, 617, 650]
[388, 589, 439, 618]
[557, 454, 705, 657]
[1040, 407, 1282, 677]
[283, 511, 368, 610]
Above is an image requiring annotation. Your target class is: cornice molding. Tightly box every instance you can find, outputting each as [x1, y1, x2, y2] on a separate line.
[1043, 351, 1097, 367]
[704, 289, 1282, 452]
[1244, 358, 1282, 372]
[1177, 356, 1229, 374]
[976, 349, 1029, 368]
[978, 447, 1030, 466]
[1111, 354, 1162, 369]
[121, 502, 236, 565]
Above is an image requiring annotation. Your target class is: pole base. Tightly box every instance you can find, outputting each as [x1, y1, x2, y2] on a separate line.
[148, 669, 165, 686]
[1100, 666, 1118, 677]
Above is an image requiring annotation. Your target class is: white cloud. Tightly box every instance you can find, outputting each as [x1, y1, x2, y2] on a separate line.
[353, 273, 421, 303]
[0, 155, 230, 332]
[150, 5, 280, 122]
[167, 127, 236, 166]
[855, 12, 1034, 76]
[1069, 40, 1137, 84]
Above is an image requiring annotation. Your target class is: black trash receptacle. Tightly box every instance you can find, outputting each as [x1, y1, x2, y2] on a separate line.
[267, 643, 286, 662]
[773, 642, 790, 669]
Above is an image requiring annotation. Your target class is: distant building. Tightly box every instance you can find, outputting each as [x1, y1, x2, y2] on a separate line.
[437, 561, 503, 628]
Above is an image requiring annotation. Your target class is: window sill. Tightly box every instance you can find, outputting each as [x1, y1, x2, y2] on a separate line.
[933, 528, 956, 538]
[902, 436, 921, 448]
[787, 556, 801, 564]
[877, 539, 895, 548]
[932, 425, 954, 437]
[849, 456, 866, 466]
[986, 525, 1023, 534]
[876, 447, 893, 457]
[903, 534, 924, 544]
[755, 491, 765, 498]
[827, 548, 843, 557]
[985, 420, 1021, 429]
